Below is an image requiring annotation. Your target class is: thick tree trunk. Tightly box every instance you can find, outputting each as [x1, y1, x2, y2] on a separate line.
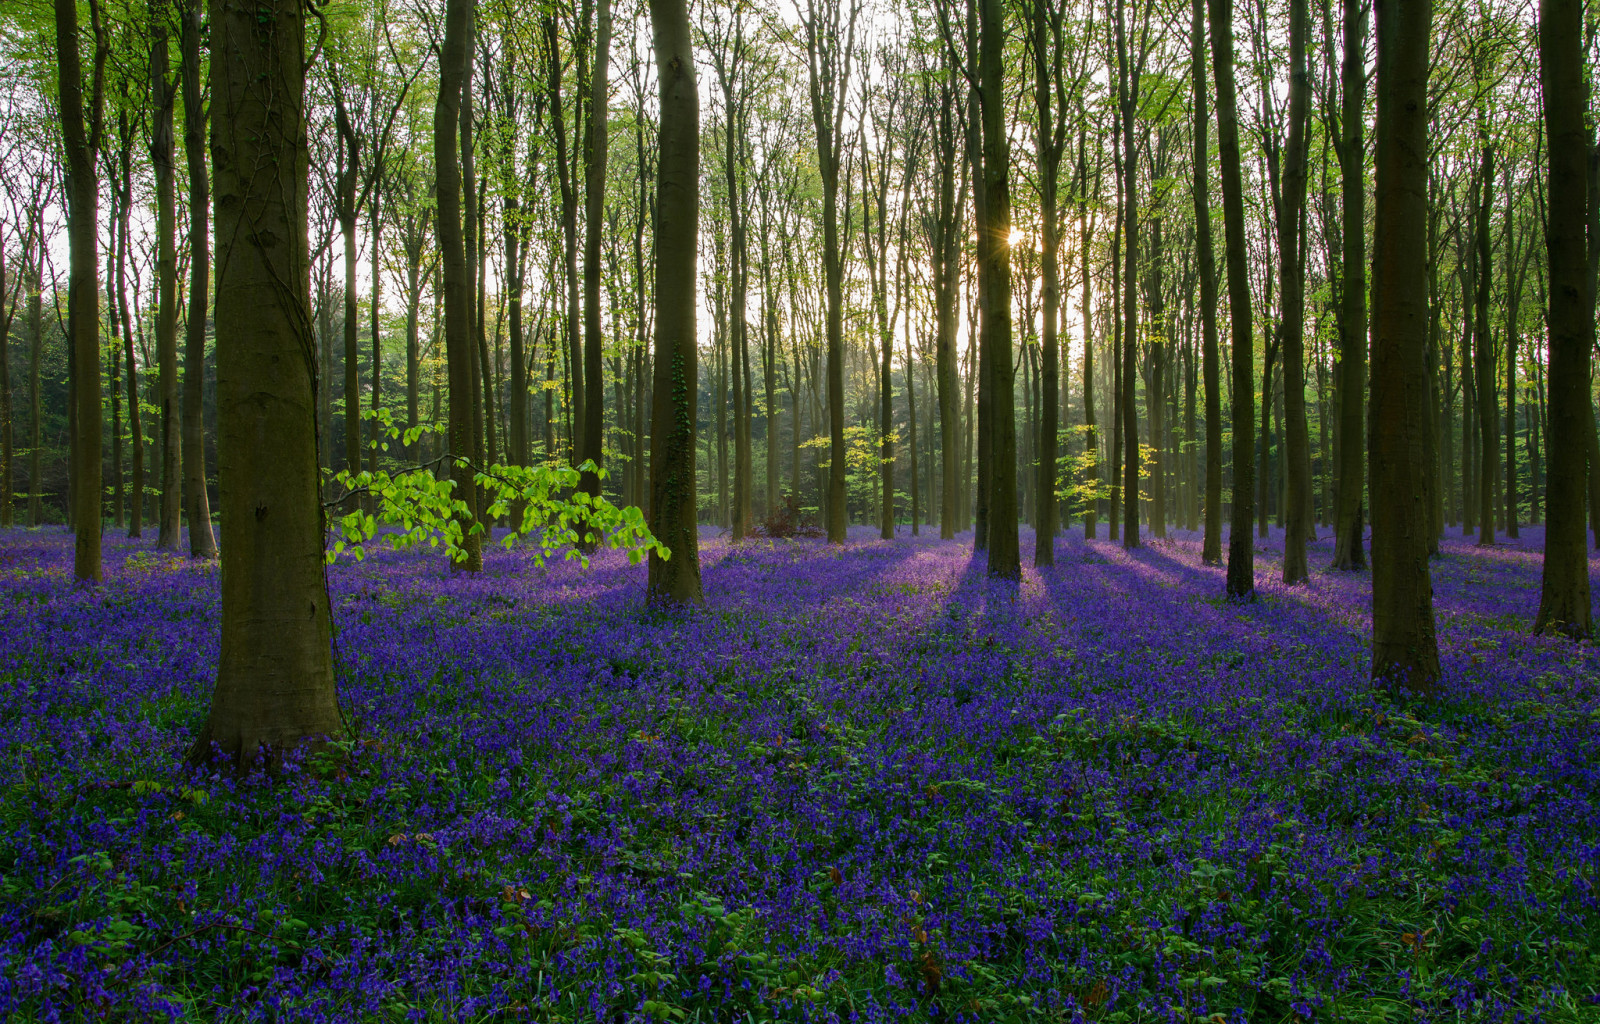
[1370, 0, 1439, 688]
[1535, 0, 1593, 636]
[647, 0, 702, 604]
[435, 0, 482, 572]
[181, 0, 216, 558]
[1208, 0, 1255, 599]
[194, 0, 341, 765]
[57, 0, 104, 580]
[979, 0, 1018, 578]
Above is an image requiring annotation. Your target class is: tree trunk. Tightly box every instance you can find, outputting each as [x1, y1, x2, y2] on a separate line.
[1535, 0, 1593, 636]
[1191, 0, 1222, 564]
[56, 0, 104, 580]
[1332, 0, 1368, 570]
[193, 0, 341, 765]
[114, 118, 144, 538]
[546, 15, 584, 464]
[1031, 0, 1061, 566]
[1474, 126, 1496, 546]
[435, 0, 481, 572]
[647, 0, 702, 604]
[581, 0, 612, 512]
[1115, 0, 1139, 550]
[1370, 0, 1440, 688]
[1209, 0, 1255, 599]
[181, 0, 216, 558]
[1279, 0, 1312, 583]
[152, 16, 182, 552]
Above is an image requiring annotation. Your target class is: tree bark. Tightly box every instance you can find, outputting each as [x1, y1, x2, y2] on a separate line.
[194, 0, 342, 765]
[435, 0, 482, 572]
[1370, 0, 1440, 688]
[56, 0, 105, 580]
[1209, 0, 1254, 599]
[646, 0, 702, 604]
[1535, 0, 1593, 636]
[1115, 0, 1139, 550]
[1331, 0, 1368, 570]
[1191, 0, 1222, 564]
[181, 0, 217, 558]
[979, 0, 1018, 578]
[581, 0, 612, 511]
[152, 14, 183, 552]
[1279, 0, 1312, 583]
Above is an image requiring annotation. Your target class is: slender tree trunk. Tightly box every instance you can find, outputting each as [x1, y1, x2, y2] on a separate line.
[193, 0, 341, 764]
[1370, 0, 1439, 688]
[1535, 0, 1593, 636]
[581, 0, 612, 513]
[1474, 129, 1496, 546]
[28, 251, 42, 528]
[1332, 0, 1368, 569]
[546, 15, 584, 463]
[152, 17, 182, 552]
[1209, 0, 1255, 599]
[1116, 0, 1139, 549]
[114, 122, 144, 538]
[646, 0, 702, 603]
[1031, 0, 1060, 566]
[181, 0, 216, 557]
[1191, 0, 1222, 563]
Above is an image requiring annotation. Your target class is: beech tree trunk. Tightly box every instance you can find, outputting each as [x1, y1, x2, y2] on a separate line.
[582, 0, 612, 510]
[646, 0, 702, 604]
[181, 0, 217, 558]
[980, 0, 1018, 578]
[1279, 0, 1312, 584]
[152, 16, 182, 552]
[1191, 0, 1221, 564]
[56, 0, 104, 582]
[194, 0, 342, 765]
[1209, 0, 1255, 600]
[1370, 0, 1440, 689]
[1332, 0, 1368, 570]
[1535, 0, 1593, 637]
[435, 0, 482, 572]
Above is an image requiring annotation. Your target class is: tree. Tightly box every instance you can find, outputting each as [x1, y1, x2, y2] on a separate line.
[55, 0, 107, 583]
[1369, 0, 1439, 689]
[192, 0, 342, 764]
[979, 0, 1018, 579]
[1330, 0, 1368, 571]
[151, 5, 182, 552]
[581, 0, 614, 508]
[1209, 0, 1255, 600]
[1533, 0, 1591, 637]
[180, 0, 216, 558]
[1275, 0, 1312, 584]
[1190, 0, 1221, 565]
[646, 0, 702, 604]
[436, 0, 483, 573]
[800, 0, 858, 544]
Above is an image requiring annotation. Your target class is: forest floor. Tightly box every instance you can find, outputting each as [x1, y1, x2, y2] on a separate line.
[0, 522, 1596, 1023]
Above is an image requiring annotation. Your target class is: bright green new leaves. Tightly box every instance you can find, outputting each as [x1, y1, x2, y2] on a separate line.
[325, 410, 667, 568]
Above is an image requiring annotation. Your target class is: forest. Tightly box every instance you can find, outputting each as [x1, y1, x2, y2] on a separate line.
[1, 0, 1598, 1019]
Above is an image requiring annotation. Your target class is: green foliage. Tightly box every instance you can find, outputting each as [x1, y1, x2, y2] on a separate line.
[324, 409, 666, 568]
